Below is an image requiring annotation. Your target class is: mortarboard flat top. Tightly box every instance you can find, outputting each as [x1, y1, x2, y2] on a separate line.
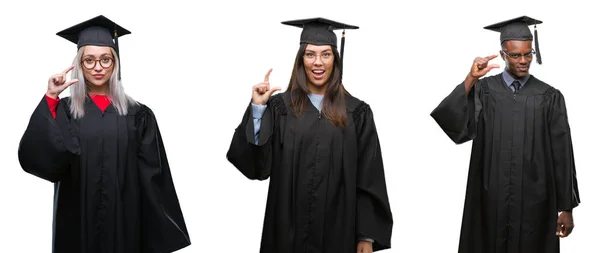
[281, 17, 359, 47]
[56, 15, 131, 50]
[484, 16, 542, 43]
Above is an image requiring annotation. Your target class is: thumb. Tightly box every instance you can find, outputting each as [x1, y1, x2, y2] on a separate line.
[265, 86, 282, 97]
[60, 79, 79, 89]
[483, 64, 500, 73]
[556, 218, 563, 235]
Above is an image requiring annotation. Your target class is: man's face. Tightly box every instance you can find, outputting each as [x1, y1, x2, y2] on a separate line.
[500, 40, 534, 79]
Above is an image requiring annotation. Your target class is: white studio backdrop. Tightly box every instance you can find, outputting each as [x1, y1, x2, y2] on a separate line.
[0, 0, 598, 252]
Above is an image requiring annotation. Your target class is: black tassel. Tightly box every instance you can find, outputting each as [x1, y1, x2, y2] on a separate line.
[114, 27, 121, 80]
[340, 29, 345, 83]
[534, 24, 542, 65]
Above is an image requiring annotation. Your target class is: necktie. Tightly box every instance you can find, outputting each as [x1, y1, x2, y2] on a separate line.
[511, 80, 521, 93]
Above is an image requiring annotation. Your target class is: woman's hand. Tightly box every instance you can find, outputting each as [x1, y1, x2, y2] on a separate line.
[251, 68, 281, 105]
[47, 65, 78, 99]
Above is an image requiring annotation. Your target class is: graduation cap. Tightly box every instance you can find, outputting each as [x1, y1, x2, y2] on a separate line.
[484, 16, 543, 64]
[56, 15, 131, 79]
[281, 17, 359, 82]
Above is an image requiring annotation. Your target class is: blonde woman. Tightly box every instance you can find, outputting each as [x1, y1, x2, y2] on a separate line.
[18, 15, 190, 253]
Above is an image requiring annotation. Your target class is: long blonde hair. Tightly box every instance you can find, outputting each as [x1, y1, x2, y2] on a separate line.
[69, 46, 137, 118]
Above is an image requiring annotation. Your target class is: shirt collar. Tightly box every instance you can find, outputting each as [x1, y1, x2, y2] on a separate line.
[502, 69, 530, 87]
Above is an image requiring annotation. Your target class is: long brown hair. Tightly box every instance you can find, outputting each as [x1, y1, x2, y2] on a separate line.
[286, 44, 348, 128]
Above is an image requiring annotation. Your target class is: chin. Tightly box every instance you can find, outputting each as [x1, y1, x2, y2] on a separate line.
[85, 80, 109, 89]
[91, 81, 107, 86]
[516, 72, 529, 78]
[311, 81, 326, 87]
[309, 76, 330, 87]
[508, 69, 528, 78]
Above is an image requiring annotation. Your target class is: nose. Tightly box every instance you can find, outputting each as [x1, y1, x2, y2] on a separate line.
[518, 56, 528, 64]
[313, 55, 324, 66]
[94, 61, 103, 72]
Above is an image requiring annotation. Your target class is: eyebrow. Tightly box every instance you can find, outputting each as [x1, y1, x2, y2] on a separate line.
[505, 49, 534, 54]
[305, 49, 333, 53]
[83, 53, 113, 58]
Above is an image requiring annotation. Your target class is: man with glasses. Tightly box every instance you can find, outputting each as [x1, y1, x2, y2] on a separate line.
[430, 16, 580, 253]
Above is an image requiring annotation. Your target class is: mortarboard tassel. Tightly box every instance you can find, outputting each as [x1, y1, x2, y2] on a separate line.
[114, 27, 121, 80]
[340, 29, 346, 83]
[534, 24, 542, 65]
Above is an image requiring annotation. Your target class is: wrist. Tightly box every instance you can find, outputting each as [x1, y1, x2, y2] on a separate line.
[251, 99, 266, 105]
[46, 92, 58, 99]
[465, 74, 478, 86]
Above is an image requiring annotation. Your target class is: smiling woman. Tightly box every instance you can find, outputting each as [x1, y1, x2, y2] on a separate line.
[17, 15, 191, 253]
[226, 17, 394, 253]
[289, 43, 347, 128]
[303, 45, 334, 91]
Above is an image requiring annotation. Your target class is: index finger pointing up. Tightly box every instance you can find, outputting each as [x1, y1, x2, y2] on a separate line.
[63, 65, 75, 75]
[264, 68, 273, 83]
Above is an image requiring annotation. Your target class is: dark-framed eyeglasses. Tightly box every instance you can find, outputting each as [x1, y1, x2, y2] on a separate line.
[502, 50, 536, 60]
[81, 56, 114, 69]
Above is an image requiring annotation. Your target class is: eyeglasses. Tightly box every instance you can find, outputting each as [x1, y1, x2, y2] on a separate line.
[81, 56, 114, 69]
[304, 52, 333, 62]
[502, 50, 536, 60]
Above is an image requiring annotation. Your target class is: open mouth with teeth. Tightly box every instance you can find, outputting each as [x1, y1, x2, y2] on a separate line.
[312, 69, 326, 79]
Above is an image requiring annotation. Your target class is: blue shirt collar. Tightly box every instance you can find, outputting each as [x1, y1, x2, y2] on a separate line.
[308, 93, 324, 112]
[502, 69, 530, 87]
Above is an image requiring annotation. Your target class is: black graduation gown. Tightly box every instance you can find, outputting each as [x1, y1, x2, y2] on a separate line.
[226, 92, 393, 253]
[431, 74, 581, 253]
[18, 95, 191, 253]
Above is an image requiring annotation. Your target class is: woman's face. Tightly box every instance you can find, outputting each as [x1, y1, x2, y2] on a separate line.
[303, 44, 334, 90]
[81, 45, 114, 88]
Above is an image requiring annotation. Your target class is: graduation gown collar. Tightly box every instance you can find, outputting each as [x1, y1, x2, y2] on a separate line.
[85, 93, 114, 113]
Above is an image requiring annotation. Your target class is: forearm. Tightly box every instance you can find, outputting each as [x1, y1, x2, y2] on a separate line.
[463, 74, 478, 95]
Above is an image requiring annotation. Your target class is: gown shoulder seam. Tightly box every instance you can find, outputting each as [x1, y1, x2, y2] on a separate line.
[269, 93, 288, 115]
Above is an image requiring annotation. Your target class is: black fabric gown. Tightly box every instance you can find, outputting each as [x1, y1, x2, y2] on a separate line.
[431, 74, 580, 253]
[18, 95, 191, 253]
[226, 92, 393, 253]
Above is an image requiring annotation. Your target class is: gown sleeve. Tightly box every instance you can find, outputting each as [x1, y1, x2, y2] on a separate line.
[18, 95, 79, 182]
[430, 82, 483, 144]
[136, 105, 191, 252]
[226, 96, 284, 180]
[548, 90, 581, 212]
[354, 103, 394, 251]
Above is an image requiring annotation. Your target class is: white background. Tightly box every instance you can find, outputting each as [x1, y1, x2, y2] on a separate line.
[1, 0, 598, 252]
